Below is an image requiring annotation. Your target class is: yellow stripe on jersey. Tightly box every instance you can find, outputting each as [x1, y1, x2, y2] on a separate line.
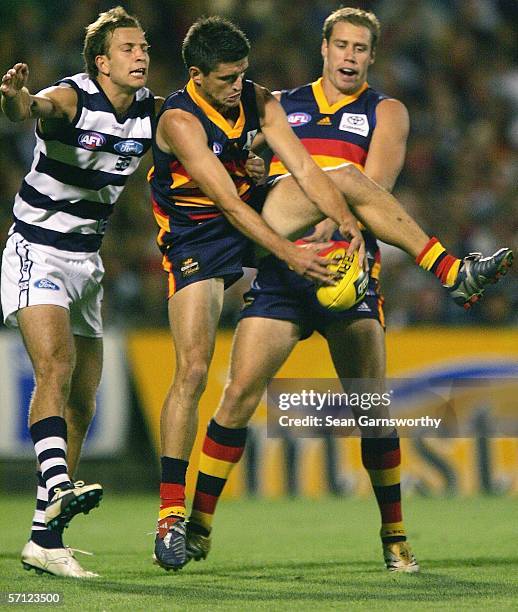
[270, 157, 363, 176]
[186, 79, 246, 139]
[311, 78, 369, 115]
[171, 172, 196, 189]
[153, 209, 170, 233]
[370, 261, 381, 280]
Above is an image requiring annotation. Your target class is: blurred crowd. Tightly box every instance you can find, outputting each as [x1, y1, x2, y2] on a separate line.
[0, 0, 516, 328]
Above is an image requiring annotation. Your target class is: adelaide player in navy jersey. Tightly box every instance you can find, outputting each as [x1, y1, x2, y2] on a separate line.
[151, 15, 512, 571]
[1, 7, 162, 578]
[185, 8, 512, 573]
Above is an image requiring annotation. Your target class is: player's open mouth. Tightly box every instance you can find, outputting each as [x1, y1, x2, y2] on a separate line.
[339, 68, 357, 77]
[130, 69, 146, 76]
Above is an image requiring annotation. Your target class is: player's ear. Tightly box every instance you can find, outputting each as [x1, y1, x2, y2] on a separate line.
[321, 38, 328, 61]
[189, 66, 203, 86]
[95, 55, 110, 77]
[369, 50, 376, 65]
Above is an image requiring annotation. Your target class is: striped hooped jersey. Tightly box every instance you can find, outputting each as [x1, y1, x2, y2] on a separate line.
[270, 78, 387, 176]
[270, 78, 390, 283]
[149, 79, 260, 230]
[12, 73, 155, 253]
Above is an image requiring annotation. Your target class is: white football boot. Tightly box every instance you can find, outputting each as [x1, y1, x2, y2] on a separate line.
[21, 540, 98, 578]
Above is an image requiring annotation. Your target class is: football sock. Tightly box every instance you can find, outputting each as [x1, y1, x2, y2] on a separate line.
[190, 419, 247, 534]
[30, 416, 72, 499]
[416, 237, 461, 287]
[30, 471, 64, 549]
[361, 432, 407, 543]
[159, 456, 188, 522]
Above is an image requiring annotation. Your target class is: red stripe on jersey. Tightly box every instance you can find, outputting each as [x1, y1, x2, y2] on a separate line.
[187, 212, 223, 220]
[203, 437, 245, 463]
[151, 196, 167, 216]
[169, 160, 189, 177]
[272, 138, 367, 166]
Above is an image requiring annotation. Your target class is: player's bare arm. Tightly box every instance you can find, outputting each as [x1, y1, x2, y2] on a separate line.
[363, 98, 409, 191]
[157, 108, 335, 284]
[255, 84, 365, 262]
[1, 63, 77, 123]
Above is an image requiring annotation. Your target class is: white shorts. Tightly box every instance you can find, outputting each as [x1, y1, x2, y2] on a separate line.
[1, 233, 104, 337]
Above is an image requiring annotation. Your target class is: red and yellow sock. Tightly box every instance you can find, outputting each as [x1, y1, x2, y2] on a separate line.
[158, 457, 188, 537]
[361, 434, 406, 543]
[190, 419, 247, 534]
[416, 237, 461, 287]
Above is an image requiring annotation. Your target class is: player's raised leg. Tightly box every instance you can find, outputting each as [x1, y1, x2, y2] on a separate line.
[262, 167, 512, 308]
[154, 278, 225, 571]
[187, 316, 301, 562]
[326, 317, 418, 572]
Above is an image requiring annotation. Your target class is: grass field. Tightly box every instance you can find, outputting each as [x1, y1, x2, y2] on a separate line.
[1, 494, 517, 611]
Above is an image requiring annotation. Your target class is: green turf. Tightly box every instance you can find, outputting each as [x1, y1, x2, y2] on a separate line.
[0, 494, 517, 611]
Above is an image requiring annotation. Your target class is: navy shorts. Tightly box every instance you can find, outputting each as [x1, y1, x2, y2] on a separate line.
[239, 253, 384, 340]
[162, 186, 268, 296]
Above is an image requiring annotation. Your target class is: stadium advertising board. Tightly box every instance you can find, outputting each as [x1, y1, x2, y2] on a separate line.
[129, 328, 518, 497]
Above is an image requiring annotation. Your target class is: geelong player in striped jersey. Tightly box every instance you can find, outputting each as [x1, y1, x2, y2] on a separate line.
[0, 6, 162, 578]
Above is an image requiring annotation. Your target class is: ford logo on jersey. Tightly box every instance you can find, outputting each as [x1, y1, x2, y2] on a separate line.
[78, 131, 106, 150]
[287, 112, 312, 127]
[114, 139, 144, 155]
[34, 279, 60, 291]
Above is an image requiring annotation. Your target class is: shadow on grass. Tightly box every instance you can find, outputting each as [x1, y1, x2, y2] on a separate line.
[69, 557, 518, 604]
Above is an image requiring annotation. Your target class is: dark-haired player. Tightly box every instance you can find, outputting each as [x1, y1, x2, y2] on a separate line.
[185, 8, 513, 573]
[1, 6, 161, 577]
[150, 15, 512, 571]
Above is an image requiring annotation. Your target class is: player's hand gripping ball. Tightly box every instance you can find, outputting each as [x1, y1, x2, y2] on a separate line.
[316, 241, 368, 311]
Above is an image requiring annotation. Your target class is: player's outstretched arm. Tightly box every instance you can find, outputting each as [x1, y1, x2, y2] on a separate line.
[1, 63, 77, 122]
[255, 84, 364, 262]
[156, 108, 336, 284]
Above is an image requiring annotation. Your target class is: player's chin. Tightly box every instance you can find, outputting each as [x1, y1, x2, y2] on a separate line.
[128, 73, 147, 87]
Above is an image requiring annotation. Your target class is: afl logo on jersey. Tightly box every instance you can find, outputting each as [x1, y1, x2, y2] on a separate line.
[114, 140, 144, 155]
[287, 112, 312, 127]
[78, 131, 106, 150]
[212, 142, 223, 155]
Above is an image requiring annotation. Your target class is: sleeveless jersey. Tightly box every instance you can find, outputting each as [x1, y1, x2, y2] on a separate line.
[149, 79, 260, 236]
[271, 78, 389, 282]
[270, 78, 387, 175]
[12, 73, 154, 252]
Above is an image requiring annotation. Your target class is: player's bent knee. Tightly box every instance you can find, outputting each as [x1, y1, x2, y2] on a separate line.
[218, 382, 263, 427]
[331, 163, 362, 190]
[176, 360, 210, 396]
[67, 395, 96, 427]
[33, 359, 75, 391]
